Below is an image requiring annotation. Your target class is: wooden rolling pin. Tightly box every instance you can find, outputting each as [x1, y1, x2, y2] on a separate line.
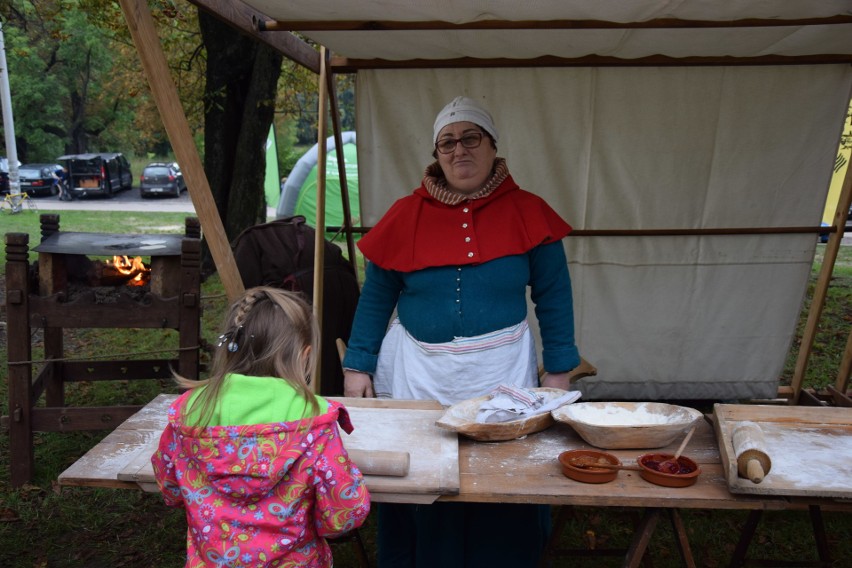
[731, 421, 772, 484]
[347, 449, 411, 477]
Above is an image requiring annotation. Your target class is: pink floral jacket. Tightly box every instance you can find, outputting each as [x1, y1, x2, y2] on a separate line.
[151, 391, 370, 567]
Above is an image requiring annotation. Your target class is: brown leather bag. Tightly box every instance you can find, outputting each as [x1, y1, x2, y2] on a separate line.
[231, 216, 360, 395]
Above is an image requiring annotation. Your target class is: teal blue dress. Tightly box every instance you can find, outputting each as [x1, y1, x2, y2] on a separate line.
[378, 502, 551, 567]
[342, 172, 578, 566]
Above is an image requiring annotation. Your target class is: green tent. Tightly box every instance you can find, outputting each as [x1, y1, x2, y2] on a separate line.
[276, 132, 359, 231]
[264, 125, 281, 209]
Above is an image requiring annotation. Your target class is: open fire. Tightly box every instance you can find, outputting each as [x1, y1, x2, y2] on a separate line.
[96, 255, 151, 286]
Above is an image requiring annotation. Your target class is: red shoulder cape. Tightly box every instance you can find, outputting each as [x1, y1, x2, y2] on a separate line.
[358, 175, 572, 271]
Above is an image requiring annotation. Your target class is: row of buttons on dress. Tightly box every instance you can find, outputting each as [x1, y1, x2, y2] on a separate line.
[456, 266, 463, 312]
[462, 206, 474, 258]
[457, 205, 474, 314]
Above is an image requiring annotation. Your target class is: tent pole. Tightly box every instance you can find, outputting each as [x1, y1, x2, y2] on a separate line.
[789, 127, 852, 403]
[836, 327, 852, 394]
[325, 70, 359, 281]
[118, 0, 245, 303]
[311, 47, 330, 394]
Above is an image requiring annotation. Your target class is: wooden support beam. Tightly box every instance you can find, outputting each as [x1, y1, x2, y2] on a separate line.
[827, 386, 852, 407]
[310, 47, 330, 394]
[5, 232, 34, 486]
[836, 324, 852, 394]
[119, 0, 245, 303]
[331, 54, 852, 72]
[328, 224, 840, 237]
[324, 62, 359, 281]
[187, 0, 320, 73]
[790, 127, 852, 402]
[257, 15, 852, 32]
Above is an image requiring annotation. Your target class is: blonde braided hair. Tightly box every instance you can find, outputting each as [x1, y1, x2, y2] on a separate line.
[177, 286, 321, 427]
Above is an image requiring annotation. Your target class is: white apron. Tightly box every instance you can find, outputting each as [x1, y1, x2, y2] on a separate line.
[373, 319, 538, 406]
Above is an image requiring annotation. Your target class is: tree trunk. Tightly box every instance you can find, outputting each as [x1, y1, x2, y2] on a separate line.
[199, 12, 283, 273]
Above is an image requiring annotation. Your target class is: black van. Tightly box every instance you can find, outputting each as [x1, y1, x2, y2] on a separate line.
[58, 153, 133, 198]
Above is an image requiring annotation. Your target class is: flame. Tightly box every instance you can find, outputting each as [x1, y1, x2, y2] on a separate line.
[111, 255, 151, 286]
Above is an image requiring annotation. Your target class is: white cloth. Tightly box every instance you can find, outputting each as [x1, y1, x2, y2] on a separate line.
[476, 385, 582, 423]
[373, 319, 538, 406]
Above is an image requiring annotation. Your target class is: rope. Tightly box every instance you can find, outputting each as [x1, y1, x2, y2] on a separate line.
[5, 294, 224, 367]
[6, 345, 202, 366]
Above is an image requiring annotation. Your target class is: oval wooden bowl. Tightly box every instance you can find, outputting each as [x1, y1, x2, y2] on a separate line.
[558, 449, 621, 484]
[551, 401, 703, 449]
[637, 453, 701, 487]
[435, 387, 568, 442]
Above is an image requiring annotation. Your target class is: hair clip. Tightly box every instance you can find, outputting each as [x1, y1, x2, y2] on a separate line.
[217, 325, 244, 352]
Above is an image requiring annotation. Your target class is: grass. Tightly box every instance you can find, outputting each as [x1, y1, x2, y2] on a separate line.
[779, 244, 852, 390]
[0, 211, 850, 566]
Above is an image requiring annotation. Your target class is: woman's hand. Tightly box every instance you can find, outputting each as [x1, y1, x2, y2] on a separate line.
[343, 370, 375, 398]
[540, 358, 598, 391]
[540, 372, 574, 391]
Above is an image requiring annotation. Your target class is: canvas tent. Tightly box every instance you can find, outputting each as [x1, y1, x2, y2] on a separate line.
[121, 0, 852, 402]
[276, 131, 359, 230]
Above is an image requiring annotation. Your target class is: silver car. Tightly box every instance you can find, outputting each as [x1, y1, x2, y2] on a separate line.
[139, 162, 185, 198]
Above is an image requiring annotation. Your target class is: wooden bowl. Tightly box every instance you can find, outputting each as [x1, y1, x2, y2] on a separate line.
[551, 401, 703, 449]
[637, 453, 701, 487]
[558, 449, 621, 484]
[435, 388, 568, 442]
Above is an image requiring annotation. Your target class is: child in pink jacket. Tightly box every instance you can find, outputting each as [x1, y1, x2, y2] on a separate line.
[152, 286, 370, 567]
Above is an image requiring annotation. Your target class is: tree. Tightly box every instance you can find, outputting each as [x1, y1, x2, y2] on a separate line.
[0, 0, 208, 161]
[0, 16, 65, 161]
[198, 11, 282, 271]
[1, 0, 143, 160]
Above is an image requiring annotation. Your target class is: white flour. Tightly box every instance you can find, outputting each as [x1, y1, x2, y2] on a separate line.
[566, 403, 675, 426]
[758, 424, 852, 491]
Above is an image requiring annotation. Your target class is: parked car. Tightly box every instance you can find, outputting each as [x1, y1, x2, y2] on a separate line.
[0, 158, 8, 195]
[139, 162, 185, 198]
[18, 163, 63, 197]
[57, 153, 133, 198]
[1, 157, 19, 195]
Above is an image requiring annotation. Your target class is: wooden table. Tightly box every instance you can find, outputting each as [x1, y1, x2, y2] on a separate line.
[58, 394, 459, 503]
[58, 394, 852, 567]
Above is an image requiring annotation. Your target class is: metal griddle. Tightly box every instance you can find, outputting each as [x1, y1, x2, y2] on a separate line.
[34, 231, 184, 257]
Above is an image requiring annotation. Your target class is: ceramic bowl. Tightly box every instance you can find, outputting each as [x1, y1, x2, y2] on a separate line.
[551, 401, 703, 449]
[637, 453, 701, 487]
[558, 449, 621, 484]
[435, 387, 569, 441]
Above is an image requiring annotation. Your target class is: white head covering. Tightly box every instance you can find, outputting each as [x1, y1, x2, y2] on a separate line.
[433, 96, 499, 143]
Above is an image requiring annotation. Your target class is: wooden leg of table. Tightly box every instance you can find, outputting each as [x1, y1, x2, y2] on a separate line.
[808, 505, 830, 565]
[624, 508, 660, 568]
[667, 509, 696, 568]
[827, 386, 852, 407]
[539, 505, 575, 568]
[352, 528, 371, 568]
[798, 389, 826, 406]
[728, 509, 762, 568]
[730, 508, 831, 568]
[328, 528, 370, 568]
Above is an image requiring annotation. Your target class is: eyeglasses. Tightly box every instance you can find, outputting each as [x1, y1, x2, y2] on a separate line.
[435, 132, 484, 154]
